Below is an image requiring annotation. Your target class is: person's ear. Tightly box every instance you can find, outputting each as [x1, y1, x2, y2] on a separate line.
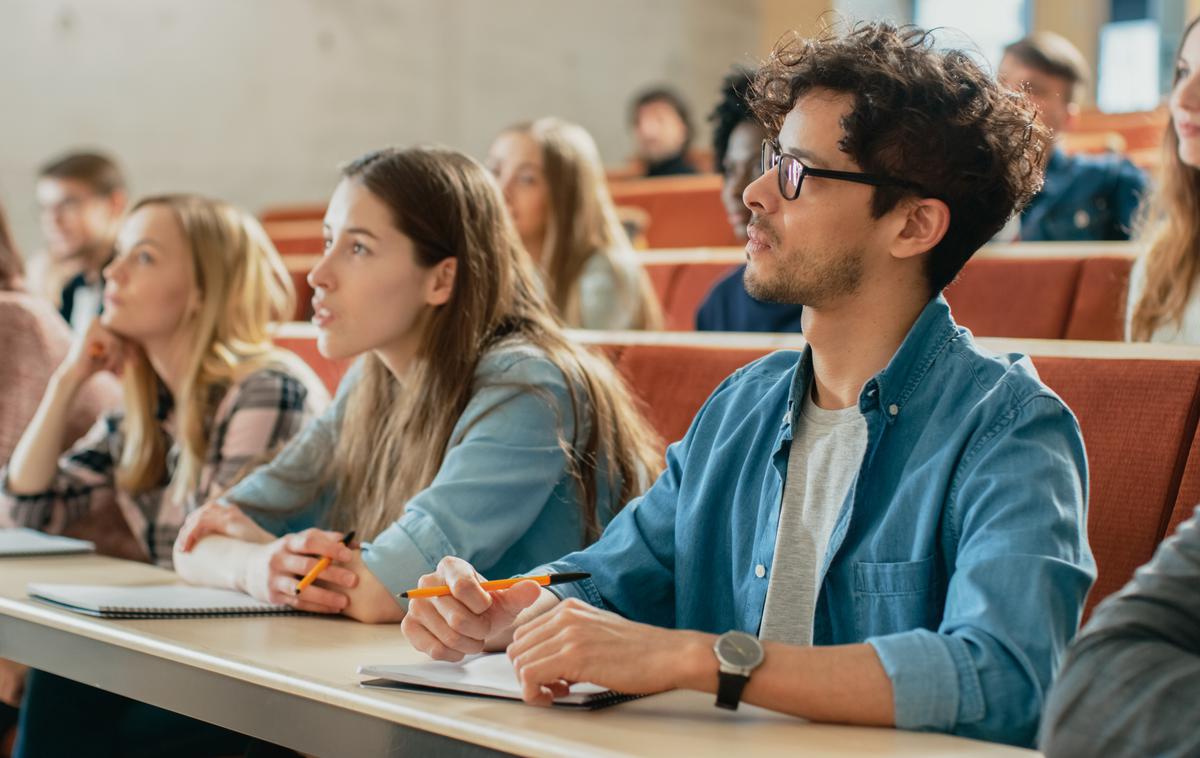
[891, 198, 950, 262]
[425, 257, 457, 306]
[107, 189, 129, 217]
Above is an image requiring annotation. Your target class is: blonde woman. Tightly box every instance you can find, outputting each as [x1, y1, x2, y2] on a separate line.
[172, 146, 663, 630]
[7, 195, 329, 757]
[487, 117, 662, 330]
[1127, 17, 1200, 343]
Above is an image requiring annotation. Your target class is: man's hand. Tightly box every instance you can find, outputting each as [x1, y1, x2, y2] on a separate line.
[505, 598, 714, 705]
[400, 556, 556, 660]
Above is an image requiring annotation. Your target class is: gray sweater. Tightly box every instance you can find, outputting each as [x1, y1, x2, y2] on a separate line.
[1041, 505, 1200, 757]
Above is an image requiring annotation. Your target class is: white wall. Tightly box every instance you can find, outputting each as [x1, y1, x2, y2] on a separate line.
[0, 0, 760, 255]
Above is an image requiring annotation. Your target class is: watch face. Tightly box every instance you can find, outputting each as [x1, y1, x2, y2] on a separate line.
[716, 631, 764, 668]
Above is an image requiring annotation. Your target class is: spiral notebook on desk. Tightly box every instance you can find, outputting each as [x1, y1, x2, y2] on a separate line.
[27, 583, 300, 619]
[0, 528, 94, 557]
[359, 653, 641, 710]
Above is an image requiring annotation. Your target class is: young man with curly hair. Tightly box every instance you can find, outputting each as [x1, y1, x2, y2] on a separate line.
[401, 23, 1095, 748]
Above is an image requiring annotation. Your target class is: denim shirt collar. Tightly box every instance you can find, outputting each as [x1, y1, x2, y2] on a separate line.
[785, 294, 959, 429]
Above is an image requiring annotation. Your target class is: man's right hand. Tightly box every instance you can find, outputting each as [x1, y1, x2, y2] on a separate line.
[400, 556, 557, 661]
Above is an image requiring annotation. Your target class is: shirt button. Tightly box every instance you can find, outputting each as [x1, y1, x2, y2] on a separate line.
[888, 403, 900, 416]
[754, 564, 766, 578]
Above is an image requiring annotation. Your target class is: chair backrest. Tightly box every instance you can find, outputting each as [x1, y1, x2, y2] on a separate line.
[608, 175, 738, 249]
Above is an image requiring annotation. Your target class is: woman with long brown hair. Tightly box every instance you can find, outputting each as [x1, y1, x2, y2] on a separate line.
[487, 117, 662, 330]
[1127, 17, 1200, 343]
[172, 146, 662, 625]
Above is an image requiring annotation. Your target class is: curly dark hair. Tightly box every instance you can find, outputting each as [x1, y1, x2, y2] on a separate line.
[709, 66, 758, 171]
[750, 22, 1050, 293]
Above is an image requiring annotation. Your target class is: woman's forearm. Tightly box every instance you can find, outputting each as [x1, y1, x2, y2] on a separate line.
[6, 371, 85, 494]
[173, 535, 262, 592]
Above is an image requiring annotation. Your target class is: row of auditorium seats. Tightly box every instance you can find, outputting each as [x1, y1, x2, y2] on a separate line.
[272, 323, 1200, 624]
[282, 244, 1139, 340]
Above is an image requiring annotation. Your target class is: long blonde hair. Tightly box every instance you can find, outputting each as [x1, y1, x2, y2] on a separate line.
[323, 147, 662, 542]
[116, 195, 297, 500]
[508, 118, 662, 329]
[1130, 17, 1200, 341]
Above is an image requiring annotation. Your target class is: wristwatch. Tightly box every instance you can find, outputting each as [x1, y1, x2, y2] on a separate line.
[712, 630, 764, 710]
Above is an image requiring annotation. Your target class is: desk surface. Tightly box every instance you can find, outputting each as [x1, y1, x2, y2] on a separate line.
[0, 553, 1038, 757]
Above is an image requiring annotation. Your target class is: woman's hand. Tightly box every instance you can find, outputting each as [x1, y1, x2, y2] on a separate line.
[175, 501, 274, 554]
[57, 318, 127, 387]
[239, 528, 358, 613]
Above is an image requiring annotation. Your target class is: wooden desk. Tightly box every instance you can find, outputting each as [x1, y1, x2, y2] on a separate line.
[0, 554, 1038, 757]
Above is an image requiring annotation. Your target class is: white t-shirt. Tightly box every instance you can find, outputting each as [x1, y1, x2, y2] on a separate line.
[1126, 255, 1200, 345]
[759, 389, 868, 645]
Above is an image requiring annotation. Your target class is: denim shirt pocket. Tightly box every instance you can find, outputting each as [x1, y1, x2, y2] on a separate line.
[853, 555, 942, 639]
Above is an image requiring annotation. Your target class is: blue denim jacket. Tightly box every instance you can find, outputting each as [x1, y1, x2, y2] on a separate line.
[543, 295, 1095, 747]
[222, 341, 616, 599]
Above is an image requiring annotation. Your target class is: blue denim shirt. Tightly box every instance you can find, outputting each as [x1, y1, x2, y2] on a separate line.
[222, 341, 616, 599]
[543, 295, 1095, 747]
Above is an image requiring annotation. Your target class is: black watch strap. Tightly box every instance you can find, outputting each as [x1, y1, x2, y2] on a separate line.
[716, 670, 749, 710]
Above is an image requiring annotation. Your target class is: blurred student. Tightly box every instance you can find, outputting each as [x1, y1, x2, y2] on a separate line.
[172, 146, 662, 626]
[631, 86, 699, 176]
[0, 200, 120, 757]
[1127, 18, 1200, 344]
[487, 118, 662, 329]
[696, 66, 805, 332]
[998, 33, 1147, 241]
[31, 151, 129, 330]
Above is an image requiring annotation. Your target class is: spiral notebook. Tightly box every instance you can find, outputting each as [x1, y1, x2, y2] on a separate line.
[359, 653, 640, 710]
[27, 583, 300, 619]
[0, 528, 94, 557]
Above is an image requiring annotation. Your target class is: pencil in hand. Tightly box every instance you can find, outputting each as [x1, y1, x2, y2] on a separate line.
[294, 530, 356, 595]
[399, 572, 591, 599]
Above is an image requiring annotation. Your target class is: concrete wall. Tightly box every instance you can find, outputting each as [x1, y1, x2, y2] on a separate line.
[0, 0, 760, 255]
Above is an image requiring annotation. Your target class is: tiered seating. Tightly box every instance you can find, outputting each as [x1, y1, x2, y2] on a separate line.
[641, 243, 1138, 338]
[272, 324, 1200, 620]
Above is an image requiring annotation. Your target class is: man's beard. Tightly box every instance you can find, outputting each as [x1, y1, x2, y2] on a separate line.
[744, 229, 865, 306]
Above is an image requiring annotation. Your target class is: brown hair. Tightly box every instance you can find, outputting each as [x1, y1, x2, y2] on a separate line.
[1130, 17, 1200, 341]
[0, 201, 24, 291]
[38, 151, 127, 197]
[1003, 32, 1091, 105]
[506, 118, 662, 330]
[751, 22, 1050, 293]
[117, 195, 297, 499]
[324, 146, 662, 542]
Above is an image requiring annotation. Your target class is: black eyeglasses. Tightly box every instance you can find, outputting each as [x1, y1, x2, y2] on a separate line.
[761, 139, 922, 200]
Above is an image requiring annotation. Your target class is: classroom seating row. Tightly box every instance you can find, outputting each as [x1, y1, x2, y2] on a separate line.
[273, 325, 1200, 622]
[640, 245, 1138, 337]
[281, 243, 1139, 341]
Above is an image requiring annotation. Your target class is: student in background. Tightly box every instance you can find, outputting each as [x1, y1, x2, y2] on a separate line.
[696, 66, 805, 332]
[998, 33, 1147, 241]
[0, 201, 121, 758]
[1127, 18, 1200, 344]
[172, 147, 662, 626]
[31, 151, 129, 329]
[402, 23, 1094, 748]
[630, 87, 699, 176]
[487, 117, 662, 330]
[1040, 505, 1200, 757]
[6, 195, 327, 757]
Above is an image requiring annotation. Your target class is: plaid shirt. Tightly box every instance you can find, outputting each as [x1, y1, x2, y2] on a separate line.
[0, 366, 327, 566]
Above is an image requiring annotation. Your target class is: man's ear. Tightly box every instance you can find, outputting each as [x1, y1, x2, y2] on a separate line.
[1065, 101, 1081, 132]
[107, 189, 129, 217]
[891, 198, 950, 262]
[425, 257, 457, 306]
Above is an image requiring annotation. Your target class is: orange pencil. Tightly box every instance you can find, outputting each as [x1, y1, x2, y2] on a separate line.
[399, 572, 590, 599]
[294, 531, 356, 595]
[88, 342, 106, 358]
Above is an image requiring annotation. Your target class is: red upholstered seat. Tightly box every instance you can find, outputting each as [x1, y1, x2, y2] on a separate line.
[609, 176, 739, 249]
[944, 258, 1082, 339]
[1024, 357, 1200, 619]
[1167, 421, 1200, 541]
[1064, 256, 1134, 341]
